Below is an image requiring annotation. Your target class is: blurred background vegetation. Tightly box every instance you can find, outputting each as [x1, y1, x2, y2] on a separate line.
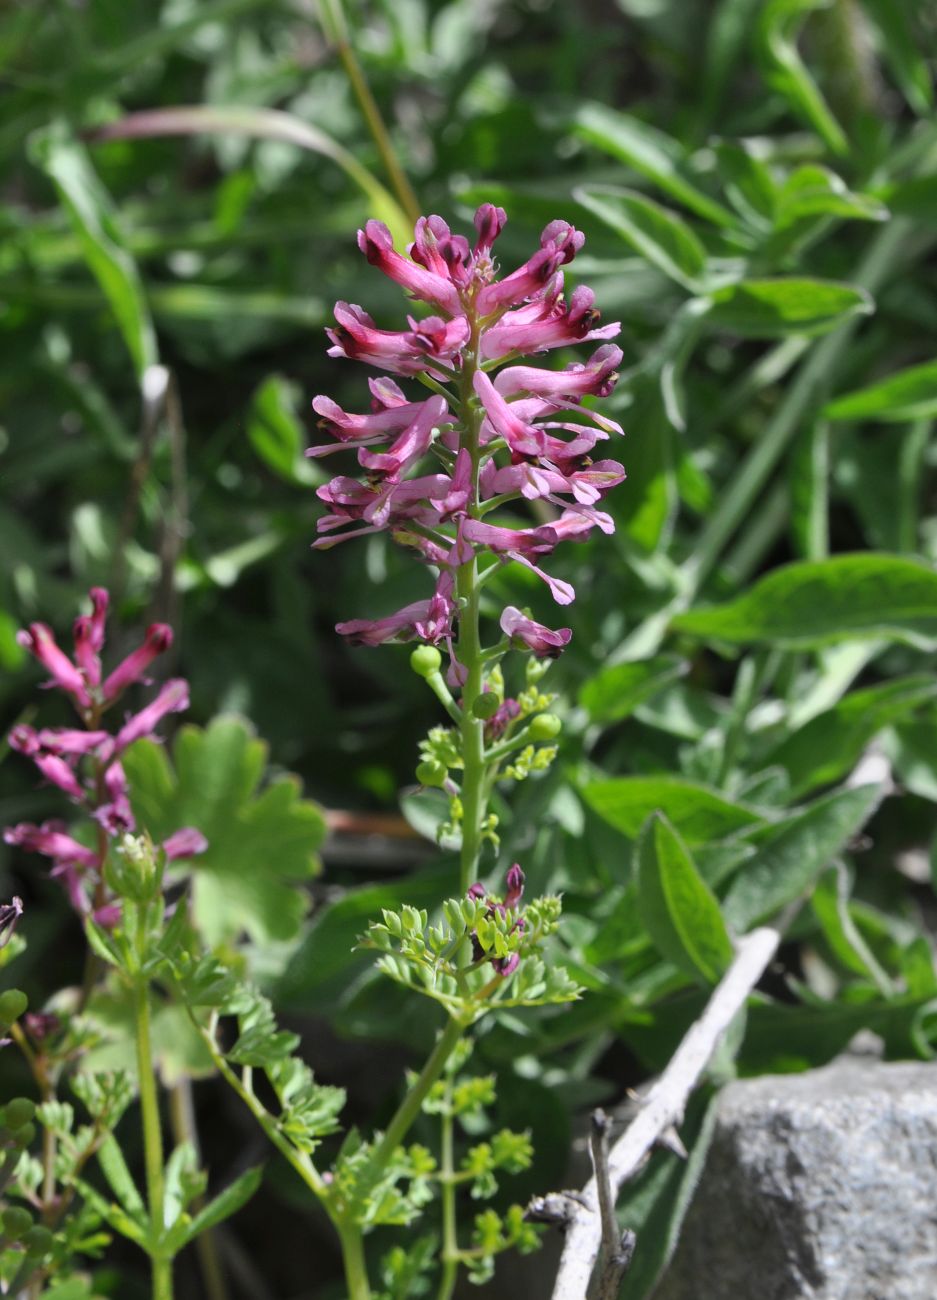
[3, 1, 937, 1296]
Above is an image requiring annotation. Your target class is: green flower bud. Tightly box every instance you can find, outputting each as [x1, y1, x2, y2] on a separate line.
[0, 989, 28, 1025]
[2, 1206, 33, 1239]
[22, 1224, 53, 1256]
[410, 646, 442, 679]
[3, 1098, 36, 1130]
[416, 759, 448, 787]
[471, 693, 501, 720]
[9, 1121, 36, 1148]
[528, 713, 562, 741]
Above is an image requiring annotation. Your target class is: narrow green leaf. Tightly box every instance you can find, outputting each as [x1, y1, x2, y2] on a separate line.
[790, 417, 829, 560]
[95, 1136, 146, 1220]
[774, 165, 888, 229]
[861, 0, 933, 114]
[579, 656, 687, 725]
[755, 0, 849, 155]
[675, 554, 937, 650]
[638, 814, 734, 984]
[91, 105, 411, 249]
[572, 103, 735, 227]
[574, 185, 706, 289]
[824, 359, 937, 422]
[712, 141, 778, 227]
[723, 784, 881, 929]
[763, 675, 937, 798]
[29, 123, 158, 380]
[582, 776, 764, 844]
[812, 864, 895, 992]
[248, 375, 322, 486]
[178, 1166, 263, 1246]
[706, 278, 873, 337]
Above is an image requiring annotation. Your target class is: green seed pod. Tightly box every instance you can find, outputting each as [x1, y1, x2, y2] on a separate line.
[410, 645, 442, 678]
[2, 1206, 33, 1239]
[471, 693, 501, 720]
[416, 759, 447, 787]
[0, 989, 28, 1026]
[528, 712, 562, 741]
[22, 1224, 53, 1255]
[3, 1098, 36, 1129]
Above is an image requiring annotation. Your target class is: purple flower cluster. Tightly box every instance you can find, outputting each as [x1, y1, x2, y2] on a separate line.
[4, 588, 206, 923]
[468, 863, 526, 977]
[310, 205, 625, 668]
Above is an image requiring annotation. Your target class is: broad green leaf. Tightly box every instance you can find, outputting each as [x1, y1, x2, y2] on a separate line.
[774, 165, 888, 229]
[248, 375, 321, 486]
[674, 554, 937, 650]
[572, 103, 735, 227]
[29, 123, 157, 380]
[178, 1166, 263, 1246]
[91, 106, 411, 249]
[580, 656, 687, 726]
[574, 185, 706, 290]
[712, 141, 777, 227]
[762, 675, 937, 798]
[705, 278, 873, 337]
[888, 717, 937, 803]
[637, 814, 734, 983]
[722, 784, 881, 929]
[124, 717, 325, 945]
[824, 359, 937, 422]
[755, 0, 848, 155]
[582, 776, 764, 844]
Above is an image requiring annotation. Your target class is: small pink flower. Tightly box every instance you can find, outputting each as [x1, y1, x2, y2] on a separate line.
[4, 822, 98, 867]
[17, 623, 91, 708]
[500, 607, 572, 658]
[114, 678, 189, 753]
[358, 220, 464, 314]
[163, 827, 209, 861]
[102, 623, 173, 702]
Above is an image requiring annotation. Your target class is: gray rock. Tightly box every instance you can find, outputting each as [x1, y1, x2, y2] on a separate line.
[653, 1058, 937, 1300]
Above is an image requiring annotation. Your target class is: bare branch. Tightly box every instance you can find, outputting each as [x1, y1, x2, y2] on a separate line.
[550, 926, 781, 1300]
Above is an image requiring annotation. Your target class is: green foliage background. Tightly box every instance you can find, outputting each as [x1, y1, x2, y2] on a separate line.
[3, 0, 937, 1295]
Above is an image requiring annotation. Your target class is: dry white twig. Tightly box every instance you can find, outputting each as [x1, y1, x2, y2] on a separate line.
[550, 925, 781, 1300]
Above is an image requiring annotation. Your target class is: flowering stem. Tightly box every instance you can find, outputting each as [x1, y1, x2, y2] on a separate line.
[133, 975, 173, 1300]
[372, 1016, 466, 1169]
[336, 1223, 372, 1300]
[437, 1077, 459, 1300]
[457, 317, 487, 894]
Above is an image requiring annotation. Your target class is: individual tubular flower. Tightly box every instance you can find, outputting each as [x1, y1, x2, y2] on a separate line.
[309, 204, 624, 669]
[5, 589, 206, 920]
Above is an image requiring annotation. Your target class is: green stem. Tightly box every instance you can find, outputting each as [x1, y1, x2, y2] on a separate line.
[168, 1080, 230, 1300]
[437, 1087, 458, 1300]
[372, 1017, 466, 1171]
[133, 978, 172, 1300]
[337, 1223, 372, 1300]
[317, 0, 421, 227]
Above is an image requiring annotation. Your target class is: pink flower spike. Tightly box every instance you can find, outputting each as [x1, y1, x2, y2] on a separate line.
[4, 821, 98, 867]
[114, 678, 189, 753]
[358, 220, 463, 315]
[17, 623, 91, 707]
[500, 606, 572, 658]
[163, 827, 208, 861]
[102, 624, 173, 702]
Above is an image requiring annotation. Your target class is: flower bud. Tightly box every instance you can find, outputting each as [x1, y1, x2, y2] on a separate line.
[410, 646, 442, 678]
[471, 692, 501, 720]
[2, 1206, 33, 1239]
[528, 712, 562, 741]
[3, 1097, 36, 1129]
[416, 759, 447, 787]
[8, 1121, 35, 1148]
[0, 989, 28, 1026]
[22, 1224, 53, 1255]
